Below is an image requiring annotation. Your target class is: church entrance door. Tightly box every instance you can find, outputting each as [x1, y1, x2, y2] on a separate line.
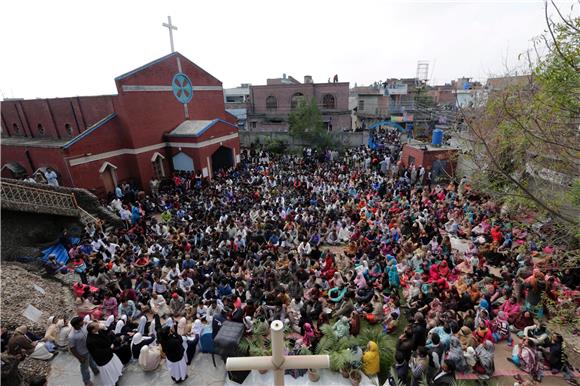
[211, 146, 234, 176]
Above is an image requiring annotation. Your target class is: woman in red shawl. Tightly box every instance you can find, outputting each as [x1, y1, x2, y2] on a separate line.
[428, 263, 440, 283]
[490, 225, 503, 245]
[438, 260, 450, 279]
[322, 254, 336, 280]
[473, 320, 494, 345]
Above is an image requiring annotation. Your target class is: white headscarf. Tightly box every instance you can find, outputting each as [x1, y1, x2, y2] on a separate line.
[149, 318, 156, 339]
[191, 319, 203, 336]
[243, 316, 253, 332]
[105, 315, 115, 328]
[131, 332, 144, 351]
[137, 315, 147, 335]
[114, 319, 125, 335]
[177, 317, 187, 336]
[83, 314, 91, 324]
[47, 316, 55, 327]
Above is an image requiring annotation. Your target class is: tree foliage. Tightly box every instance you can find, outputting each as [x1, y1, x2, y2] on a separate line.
[288, 98, 341, 151]
[463, 3, 579, 233]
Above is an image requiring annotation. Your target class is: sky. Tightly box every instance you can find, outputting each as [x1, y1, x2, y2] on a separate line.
[0, 0, 576, 99]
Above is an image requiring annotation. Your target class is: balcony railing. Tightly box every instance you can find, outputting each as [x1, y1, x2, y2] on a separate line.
[0, 181, 97, 225]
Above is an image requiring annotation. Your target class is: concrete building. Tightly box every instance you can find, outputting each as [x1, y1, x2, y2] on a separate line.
[350, 79, 423, 132]
[224, 84, 250, 129]
[451, 77, 485, 108]
[401, 139, 459, 181]
[247, 75, 351, 132]
[1, 52, 240, 196]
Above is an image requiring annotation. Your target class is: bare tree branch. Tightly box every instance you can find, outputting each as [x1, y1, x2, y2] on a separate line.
[550, 0, 580, 32]
[544, 0, 579, 71]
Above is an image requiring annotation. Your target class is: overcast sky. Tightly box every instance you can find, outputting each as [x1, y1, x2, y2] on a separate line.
[0, 0, 576, 99]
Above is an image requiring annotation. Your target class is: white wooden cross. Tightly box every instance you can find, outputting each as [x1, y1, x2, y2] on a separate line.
[226, 320, 330, 386]
[162, 16, 178, 53]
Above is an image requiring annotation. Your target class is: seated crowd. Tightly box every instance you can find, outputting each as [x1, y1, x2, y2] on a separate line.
[2, 144, 579, 386]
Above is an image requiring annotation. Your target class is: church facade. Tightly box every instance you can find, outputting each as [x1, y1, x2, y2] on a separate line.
[0, 52, 240, 195]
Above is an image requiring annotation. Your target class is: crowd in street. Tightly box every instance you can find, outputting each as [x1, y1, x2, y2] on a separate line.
[2, 138, 579, 386]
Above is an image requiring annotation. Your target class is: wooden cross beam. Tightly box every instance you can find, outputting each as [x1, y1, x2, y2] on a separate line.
[225, 320, 330, 386]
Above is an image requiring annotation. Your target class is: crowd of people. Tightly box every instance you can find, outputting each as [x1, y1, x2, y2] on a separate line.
[2, 141, 579, 386]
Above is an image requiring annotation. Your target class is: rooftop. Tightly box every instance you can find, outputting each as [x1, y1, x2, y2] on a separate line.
[406, 139, 459, 152]
[167, 119, 238, 137]
[0, 135, 70, 148]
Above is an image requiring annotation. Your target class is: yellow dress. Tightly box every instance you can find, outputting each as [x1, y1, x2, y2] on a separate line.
[362, 341, 380, 376]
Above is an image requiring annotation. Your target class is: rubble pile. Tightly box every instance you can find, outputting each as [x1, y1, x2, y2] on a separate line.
[1, 263, 75, 383]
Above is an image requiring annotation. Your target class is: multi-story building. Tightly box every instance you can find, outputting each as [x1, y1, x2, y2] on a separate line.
[224, 84, 250, 129]
[247, 75, 351, 132]
[350, 79, 421, 131]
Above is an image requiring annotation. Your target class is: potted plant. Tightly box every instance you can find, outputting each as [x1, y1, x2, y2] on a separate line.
[308, 368, 321, 382]
[349, 369, 361, 386]
[238, 321, 270, 374]
[295, 346, 320, 382]
[329, 349, 354, 378]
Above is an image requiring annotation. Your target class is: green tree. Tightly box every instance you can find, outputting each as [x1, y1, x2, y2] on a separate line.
[462, 2, 579, 261]
[288, 98, 341, 151]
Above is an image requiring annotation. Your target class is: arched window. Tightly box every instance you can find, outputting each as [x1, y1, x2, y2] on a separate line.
[266, 96, 277, 111]
[322, 94, 335, 109]
[151, 152, 166, 178]
[65, 123, 74, 136]
[37, 124, 45, 136]
[290, 93, 305, 109]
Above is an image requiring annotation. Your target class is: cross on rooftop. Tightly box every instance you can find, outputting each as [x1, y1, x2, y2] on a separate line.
[162, 16, 178, 53]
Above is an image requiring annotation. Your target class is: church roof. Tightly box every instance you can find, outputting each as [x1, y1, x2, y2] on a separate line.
[114, 52, 222, 85]
[167, 119, 237, 137]
[62, 113, 118, 149]
[115, 52, 178, 81]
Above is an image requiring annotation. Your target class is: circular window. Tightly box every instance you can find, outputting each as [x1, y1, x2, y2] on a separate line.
[172, 73, 193, 104]
[12, 123, 19, 134]
[37, 124, 45, 136]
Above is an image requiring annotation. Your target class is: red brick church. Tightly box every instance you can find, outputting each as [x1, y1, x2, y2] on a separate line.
[0, 52, 240, 195]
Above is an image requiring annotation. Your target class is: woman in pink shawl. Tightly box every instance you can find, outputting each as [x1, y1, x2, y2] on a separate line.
[429, 297, 444, 314]
[355, 271, 368, 289]
[497, 296, 521, 321]
[302, 323, 315, 347]
[103, 292, 118, 318]
[428, 263, 440, 283]
[438, 260, 450, 279]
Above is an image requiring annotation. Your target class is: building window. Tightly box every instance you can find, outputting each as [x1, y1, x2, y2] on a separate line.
[322, 94, 335, 109]
[37, 124, 45, 136]
[153, 159, 165, 178]
[358, 99, 365, 111]
[12, 123, 20, 135]
[291, 93, 305, 109]
[266, 96, 277, 111]
[251, 121, 257, 129]
[408, 156, 415, 166]
[65, 123, 74, 136]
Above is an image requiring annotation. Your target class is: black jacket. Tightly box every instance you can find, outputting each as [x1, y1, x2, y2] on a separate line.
[86, 331, 113, 366]
[412, 321, 427, 350]
[430, 371, 455, 386]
